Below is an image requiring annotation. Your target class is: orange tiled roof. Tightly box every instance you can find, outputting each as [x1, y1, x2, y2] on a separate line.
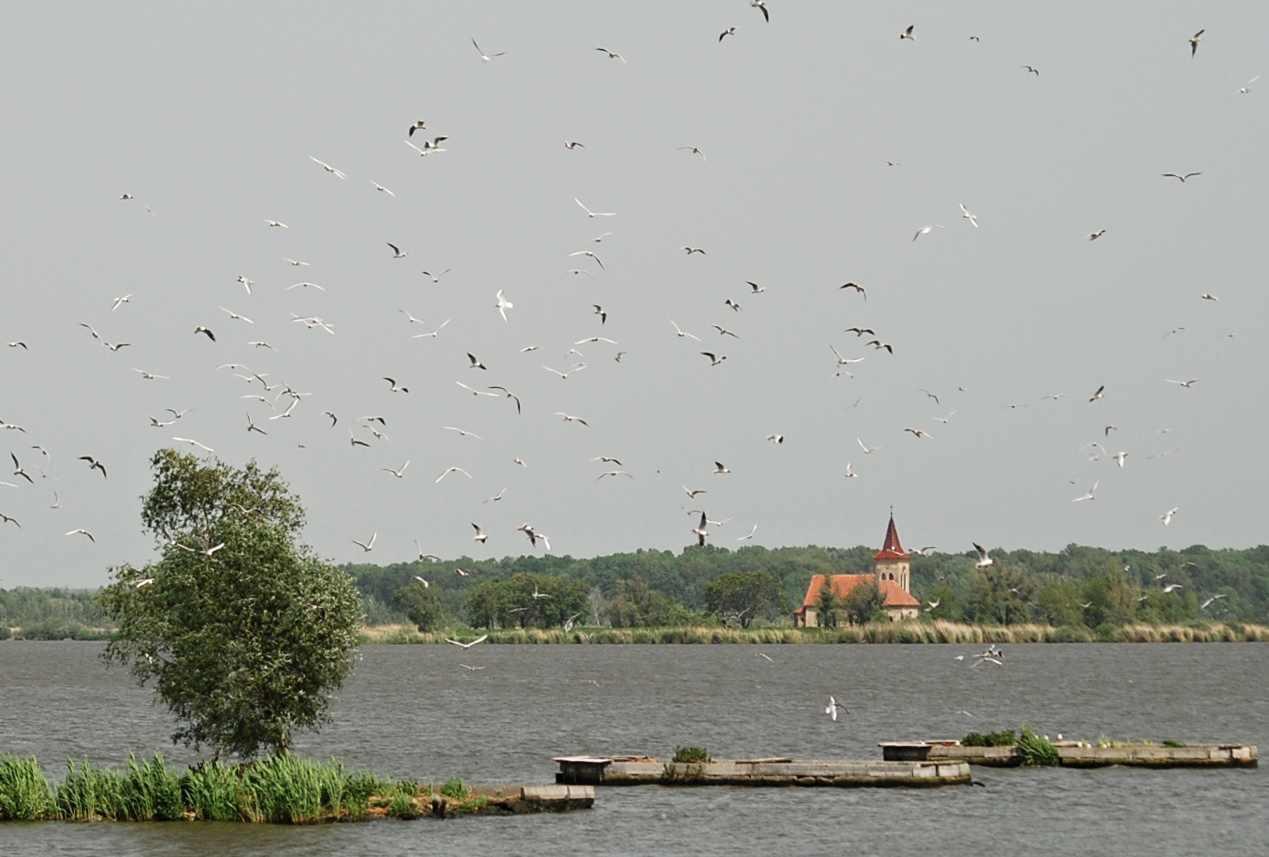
[799, 574, 920, 610]
[874, 514, 909, 561]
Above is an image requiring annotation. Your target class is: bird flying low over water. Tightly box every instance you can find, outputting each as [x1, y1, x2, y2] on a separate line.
[825, 695, 845, 721]
[446, 634, 488, 649]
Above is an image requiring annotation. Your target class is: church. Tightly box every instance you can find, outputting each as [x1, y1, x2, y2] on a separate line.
[792, 513, 921, 626]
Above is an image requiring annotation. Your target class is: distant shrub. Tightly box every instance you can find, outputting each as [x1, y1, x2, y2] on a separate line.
[1162, 739, 1186, 748]
[961, 730, 1016, 747]
[671, 746, 711, 764]
[0, 625, 11, 640]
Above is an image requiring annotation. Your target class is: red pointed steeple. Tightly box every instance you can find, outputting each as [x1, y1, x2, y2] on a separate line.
[874, 509, 908, 561]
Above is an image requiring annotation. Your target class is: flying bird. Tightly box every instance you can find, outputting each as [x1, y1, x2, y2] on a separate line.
[594, 46, 626, 63]
[446, 634, 489, 649]
[78, 455, 108, 479]
[1161, 171, 1202, 183]
[690, 511, 709, 546]
[471, 37, 506, 62]
[65, 528, 96, 543]
[670, 321, 702, 342]
[193, 326, 216, 342]
[912, 224, 943, 241]
[825, 695, 844, 721]
[351, 532, 377, 552]
[471, 523, 488, 543]
[371, 181, 396, 197]
[719, 27, 736, 43]
[1089, 385, 1105, 402]
[959, 203, 979, 228]
[1021, 64, 1040, 76]
[973, 543, 993, 568]
[495, 290, 514, 322]
[1238, 75, 1260, 94]
[435, 466, 473, 484]
[574, 197, 615, 218]
[839, 282, 867, 300]
[1089, 229, 1107, 241]
[386, 242, 406, 259]
[1188, 29, 1204, 58]
[1072, 481, 1099, 503]
[308, 156, 346, 179]
[899, 25, 915, 41]
[1160, 506, 1180, 527]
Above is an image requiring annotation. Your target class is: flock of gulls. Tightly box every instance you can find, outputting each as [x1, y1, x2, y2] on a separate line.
[0, 7, 1259, 613]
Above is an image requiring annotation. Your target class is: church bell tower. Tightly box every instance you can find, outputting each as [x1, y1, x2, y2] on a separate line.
[873, 509, 911, 592]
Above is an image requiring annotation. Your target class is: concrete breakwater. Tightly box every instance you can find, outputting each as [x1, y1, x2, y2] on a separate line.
[879, 741, 1258, 768]
[554, 756, 972, 787]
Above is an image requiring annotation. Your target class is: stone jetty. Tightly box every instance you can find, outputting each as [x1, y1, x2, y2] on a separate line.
[554, 755, 972, 787]
[879, 741, 1258, 768]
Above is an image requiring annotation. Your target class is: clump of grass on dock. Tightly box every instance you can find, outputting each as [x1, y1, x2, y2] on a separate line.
[1016, 729, 1060, 766]
[0, 755, 54, 821]
[671, 747, 711, 764]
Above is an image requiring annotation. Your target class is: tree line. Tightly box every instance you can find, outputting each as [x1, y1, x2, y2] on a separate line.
[4, 542, 1267, 635]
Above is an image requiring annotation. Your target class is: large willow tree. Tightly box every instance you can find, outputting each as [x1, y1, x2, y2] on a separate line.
[100, 450, 362, 759]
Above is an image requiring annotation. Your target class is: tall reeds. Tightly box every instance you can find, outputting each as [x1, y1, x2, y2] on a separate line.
[359, 620, 1269, 645]
[0, 754, 442, 824]
[0, 755, 53, 821]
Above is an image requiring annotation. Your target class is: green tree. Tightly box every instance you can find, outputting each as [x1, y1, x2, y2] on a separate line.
[99, 450, 363, 759]
[703, 571, 783, 627]
[816, 581, 838, 628]
[840, 581, 885, 625]
[396, 580, 443, 631]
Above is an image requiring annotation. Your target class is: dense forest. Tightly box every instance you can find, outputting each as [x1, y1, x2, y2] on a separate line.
[3, 543, 1267, 638]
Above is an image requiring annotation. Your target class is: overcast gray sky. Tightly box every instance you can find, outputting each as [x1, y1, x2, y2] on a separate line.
[3, 1, 1267, 588]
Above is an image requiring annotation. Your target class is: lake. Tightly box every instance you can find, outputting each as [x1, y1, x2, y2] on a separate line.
[1, 642, 1265, 856]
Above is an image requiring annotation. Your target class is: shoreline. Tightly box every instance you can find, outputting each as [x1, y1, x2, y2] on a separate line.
[5, 620, 1266, 645]
[356, 620, 1269, 645]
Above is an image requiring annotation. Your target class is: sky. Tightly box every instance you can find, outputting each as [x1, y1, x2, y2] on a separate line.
[2, 1, 1267, 588]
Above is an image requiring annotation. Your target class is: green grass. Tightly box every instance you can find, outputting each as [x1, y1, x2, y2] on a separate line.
[0, 755, 53, 821]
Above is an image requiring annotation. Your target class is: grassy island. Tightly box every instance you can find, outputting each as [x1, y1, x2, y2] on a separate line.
[0, 754, 563, 823]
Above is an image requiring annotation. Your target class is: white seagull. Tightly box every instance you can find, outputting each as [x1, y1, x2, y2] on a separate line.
[959, 203, 979, 228]
[471, 37, 505, 62]
[446, 634, 489, 649]
[309, 156, 346, 179]
[435, 465, 473, 484]
[973, 542, 994, 568]
[495, 290, 514, 322]
[825, 695, 845, 721]
[352, 531, 377, 552]
[574, 197, 615, 218]
[1160, 506, 1179, 527]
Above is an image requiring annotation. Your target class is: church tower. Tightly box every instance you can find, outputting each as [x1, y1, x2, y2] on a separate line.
[873, 510, 911, 593]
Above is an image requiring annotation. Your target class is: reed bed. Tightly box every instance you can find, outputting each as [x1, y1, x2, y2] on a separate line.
[360, 620, 1266, 645]
[0, 754, 448, 824]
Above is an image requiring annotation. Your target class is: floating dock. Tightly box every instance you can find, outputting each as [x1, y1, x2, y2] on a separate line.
[879, 741, 1258, 769]
[554, 756, 971, 788]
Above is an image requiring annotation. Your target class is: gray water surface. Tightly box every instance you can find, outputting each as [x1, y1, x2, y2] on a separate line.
[1, 642, 1265, 856]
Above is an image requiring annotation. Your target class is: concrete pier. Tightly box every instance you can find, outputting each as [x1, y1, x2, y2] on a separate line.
[431, 785, 595, 817]
[879, 741, 1258, 769]
[554, 756, 972, 787]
